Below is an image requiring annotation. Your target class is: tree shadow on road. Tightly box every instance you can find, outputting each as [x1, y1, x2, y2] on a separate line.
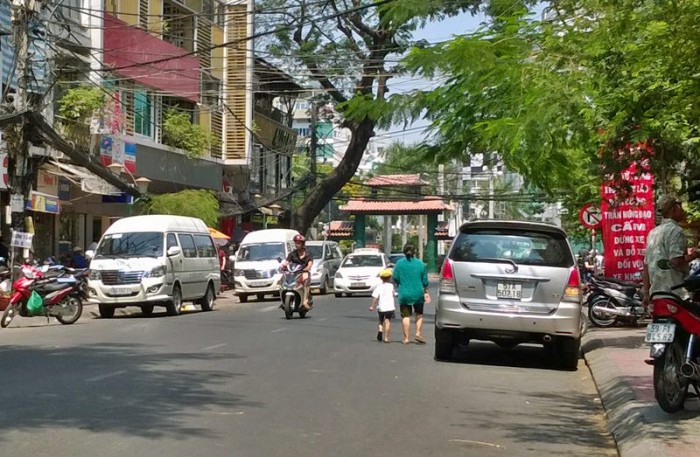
[0, 343, 262, 441]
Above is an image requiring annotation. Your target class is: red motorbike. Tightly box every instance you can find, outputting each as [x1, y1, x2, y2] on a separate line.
[645, 264, 700, 412]
[0, 264, 88, 328]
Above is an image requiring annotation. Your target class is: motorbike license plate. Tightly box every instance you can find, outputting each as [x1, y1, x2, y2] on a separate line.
[496, 282, 522, 300]
[645, 323, 676, 343]
[111, 287, 131, 296]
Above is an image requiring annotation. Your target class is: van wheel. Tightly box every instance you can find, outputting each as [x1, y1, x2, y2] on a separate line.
[239, 294, 248, 303]
[99, 304, 115, 319]
[166, 286, 183, 316]
[141, 305, 154, 316]
[199, 284, 215, 311]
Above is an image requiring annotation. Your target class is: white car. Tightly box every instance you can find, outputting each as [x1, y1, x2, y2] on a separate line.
[333, 249, 392, 297]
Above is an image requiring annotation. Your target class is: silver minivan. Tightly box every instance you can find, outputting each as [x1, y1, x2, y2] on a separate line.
[435, 220, 582, 369]
[305, 241, 342, 294]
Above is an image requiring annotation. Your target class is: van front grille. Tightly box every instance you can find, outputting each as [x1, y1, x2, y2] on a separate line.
[101, 270, 144, 285]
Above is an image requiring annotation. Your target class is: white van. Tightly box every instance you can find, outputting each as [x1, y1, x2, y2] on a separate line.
[87, 215, 221, 318]
[233, 229, 300, 302]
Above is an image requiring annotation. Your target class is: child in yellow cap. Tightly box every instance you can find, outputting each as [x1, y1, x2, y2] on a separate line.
[369, 269, 396, 343]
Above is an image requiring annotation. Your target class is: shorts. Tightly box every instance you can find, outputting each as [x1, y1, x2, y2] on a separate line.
[400, 303, 424, 318]
[377, 311, 395, 322]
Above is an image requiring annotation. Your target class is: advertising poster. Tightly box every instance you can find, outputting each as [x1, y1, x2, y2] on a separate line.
[600, 150, 655, 281]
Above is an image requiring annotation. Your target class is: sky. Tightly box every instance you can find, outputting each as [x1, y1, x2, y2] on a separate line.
[376, 12, 487, 146]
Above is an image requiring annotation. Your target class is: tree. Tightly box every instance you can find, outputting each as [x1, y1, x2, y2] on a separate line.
[402, 1, 699, 209]
[257, 0, 483, 234]
[139, 190, 220, 227]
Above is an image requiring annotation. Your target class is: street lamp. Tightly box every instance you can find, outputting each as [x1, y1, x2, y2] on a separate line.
[106, 162, 151, 195]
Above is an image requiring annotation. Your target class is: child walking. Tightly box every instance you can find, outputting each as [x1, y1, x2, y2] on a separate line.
[369, 269, 396, 343]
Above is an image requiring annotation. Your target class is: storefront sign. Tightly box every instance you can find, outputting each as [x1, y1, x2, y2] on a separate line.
[11, 231, 33, 249]
[37, 169, 58, 195]
[100, 135, 136, 174]
[58, 177, 71, 201]
[0, 153, 8, 190]
[601, 152, 655, 281]
[25, 191, 60, 214]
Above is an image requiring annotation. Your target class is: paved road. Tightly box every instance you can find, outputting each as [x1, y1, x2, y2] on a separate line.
[0, 288, 616, 456]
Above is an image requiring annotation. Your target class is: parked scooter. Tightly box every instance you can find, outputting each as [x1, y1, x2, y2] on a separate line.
[278, 263, 311, 320]
[586, 275, 645, 327]
[0, 264, 88, 328]
[645, 261, 700, 412]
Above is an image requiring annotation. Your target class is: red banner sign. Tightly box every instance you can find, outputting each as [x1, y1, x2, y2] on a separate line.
[600, 159, 655, 281]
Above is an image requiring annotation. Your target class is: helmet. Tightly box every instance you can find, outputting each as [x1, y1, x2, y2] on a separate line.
[379, 269, 392, 279]
[293, 234, 306, 244]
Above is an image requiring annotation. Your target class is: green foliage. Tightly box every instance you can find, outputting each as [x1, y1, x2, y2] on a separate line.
[58, 86, 104, 121]
[162, 109, 215, 159]
[139, 190, 220, 227]
[403, 1, 700, 212]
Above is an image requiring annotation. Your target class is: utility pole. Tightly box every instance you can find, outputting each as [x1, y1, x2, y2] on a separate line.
[9, 0, 34, 263]
[308, 99, 318, 187]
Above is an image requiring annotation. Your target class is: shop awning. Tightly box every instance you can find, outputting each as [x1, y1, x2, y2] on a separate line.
[44, 161, 122, 196]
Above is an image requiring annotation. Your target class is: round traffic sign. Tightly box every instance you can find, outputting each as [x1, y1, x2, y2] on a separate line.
[579, 203, 602, 229]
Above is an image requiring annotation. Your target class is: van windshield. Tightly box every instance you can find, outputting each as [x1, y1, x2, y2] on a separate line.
[238, 242, 286, 261]
[95, 232, 164, 258]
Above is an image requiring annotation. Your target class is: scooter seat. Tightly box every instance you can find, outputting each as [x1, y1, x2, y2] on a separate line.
[598, 276, 640, 288]
[34, 282, 69, 293]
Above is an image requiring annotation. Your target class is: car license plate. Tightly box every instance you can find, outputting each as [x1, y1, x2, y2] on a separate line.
[496, 282, 522, 299]
[352, 282, 366, 288]
[645, 323, 676, 343]
[249, 280, 269, 287]
[111, 287, 131, 296]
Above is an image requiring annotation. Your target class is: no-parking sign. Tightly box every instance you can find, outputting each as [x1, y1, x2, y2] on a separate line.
[579, 203, 602, 229]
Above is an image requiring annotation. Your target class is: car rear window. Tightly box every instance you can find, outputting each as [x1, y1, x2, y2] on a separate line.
[450, 229, 574, 268]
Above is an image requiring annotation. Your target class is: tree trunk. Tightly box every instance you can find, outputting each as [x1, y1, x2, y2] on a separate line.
[291, 117, 374, 235]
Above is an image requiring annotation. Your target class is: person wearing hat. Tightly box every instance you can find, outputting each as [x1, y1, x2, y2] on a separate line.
[71, 246, 88, 269]
[369, 269, 396, 343]
[643, 194, 700, 309]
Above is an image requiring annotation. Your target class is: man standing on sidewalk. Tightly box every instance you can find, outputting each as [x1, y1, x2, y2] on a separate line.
[643, 194, 700, 307]
[393, 243, 429, 345]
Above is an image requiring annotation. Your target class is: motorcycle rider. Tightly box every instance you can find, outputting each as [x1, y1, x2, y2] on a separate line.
[643, 194, 700, 310]
[279, 234, 314, 310]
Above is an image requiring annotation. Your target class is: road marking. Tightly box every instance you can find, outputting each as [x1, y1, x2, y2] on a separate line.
[271, 327, 287, 333]
[202, 343, 227, 351]
[448, 439, 503, 448]
[260, 305, 279, 312]
[317, 317, 328, 322]
[85, 370, 127, 382]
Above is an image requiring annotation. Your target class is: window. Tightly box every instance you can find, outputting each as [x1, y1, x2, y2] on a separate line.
[178, 234, 197, 258]
[95, 232, 164, 258]
[134, 90, 152, 137]
[166, 233, 178, 250]
[238, 243, 285, 262]
[194, 234, 216, 258]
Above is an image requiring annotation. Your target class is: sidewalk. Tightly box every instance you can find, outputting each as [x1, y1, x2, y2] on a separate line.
[582, 326, 700, 457]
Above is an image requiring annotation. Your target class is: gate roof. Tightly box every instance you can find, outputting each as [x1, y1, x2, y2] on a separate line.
[340, 197, 451, 215]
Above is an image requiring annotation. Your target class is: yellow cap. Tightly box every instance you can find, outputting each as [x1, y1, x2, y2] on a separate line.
[379, 269, 392, 278]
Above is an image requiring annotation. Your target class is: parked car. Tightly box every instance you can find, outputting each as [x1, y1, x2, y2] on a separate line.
[435, 220, 582, 370]
[306, 240, 343, 294]
[388, 253, 405, 264]
[334, 248, 392, 297]
[87, 215, 221, 317]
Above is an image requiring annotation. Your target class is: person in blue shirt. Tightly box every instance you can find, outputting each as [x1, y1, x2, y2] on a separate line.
[392, 243, 429, 345]
[71, 246, 88, 268]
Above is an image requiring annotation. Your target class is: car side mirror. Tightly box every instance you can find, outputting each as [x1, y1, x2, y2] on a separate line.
[229, 255, 237, 262]
[167, 246, 182, 257]
[657, 259, 672, 270]
[388, 263, 395, 268]
[277, 257, 282, 263]
[85, 250, 94, 260]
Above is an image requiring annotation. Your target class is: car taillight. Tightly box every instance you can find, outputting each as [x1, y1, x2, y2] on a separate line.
[440, 258, 456, 294]
[563, 267, 581, 302]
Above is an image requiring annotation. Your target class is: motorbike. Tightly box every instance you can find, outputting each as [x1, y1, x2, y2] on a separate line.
[0, 264, 88, 328]
[586, 275, 646, 328]
[278, 263, 312, 320]
[645, 261, 700, 412]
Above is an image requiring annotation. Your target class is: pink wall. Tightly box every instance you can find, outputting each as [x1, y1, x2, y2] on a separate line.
[103, 14, 200, 102]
